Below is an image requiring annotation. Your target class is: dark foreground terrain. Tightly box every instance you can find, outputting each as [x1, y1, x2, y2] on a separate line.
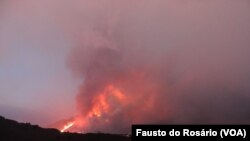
[0, 116, 130, 141]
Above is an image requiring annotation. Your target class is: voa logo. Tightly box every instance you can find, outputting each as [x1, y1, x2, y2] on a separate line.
[221, 129, 244, 137]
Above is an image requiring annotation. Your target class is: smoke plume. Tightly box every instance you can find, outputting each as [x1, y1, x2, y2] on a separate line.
[62, 0, 250, 133]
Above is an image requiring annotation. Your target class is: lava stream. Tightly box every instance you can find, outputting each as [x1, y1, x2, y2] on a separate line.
[60, 122, 75, 132]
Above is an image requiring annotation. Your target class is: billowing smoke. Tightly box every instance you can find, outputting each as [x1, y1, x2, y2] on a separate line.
[66, 29, 171, 133]
[61, 0, 250, 133]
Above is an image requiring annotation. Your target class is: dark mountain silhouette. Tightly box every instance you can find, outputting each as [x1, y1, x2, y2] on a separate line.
[0, 115, 131, 141]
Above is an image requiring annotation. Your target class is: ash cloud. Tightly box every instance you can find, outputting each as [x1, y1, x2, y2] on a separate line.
[63, 0, 250, 133]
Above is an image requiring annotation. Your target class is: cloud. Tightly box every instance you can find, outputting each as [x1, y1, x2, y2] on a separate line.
[63, 0, 250, 133]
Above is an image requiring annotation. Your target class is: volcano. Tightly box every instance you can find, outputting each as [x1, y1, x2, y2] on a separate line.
[0, 115, 130, 141]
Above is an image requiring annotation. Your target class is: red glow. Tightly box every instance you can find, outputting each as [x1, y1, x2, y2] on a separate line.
[59, 84, 128, 132]
[60, 122, 75, 132]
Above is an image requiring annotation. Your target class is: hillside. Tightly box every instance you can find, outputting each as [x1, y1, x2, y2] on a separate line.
[0, 116, 130, 141]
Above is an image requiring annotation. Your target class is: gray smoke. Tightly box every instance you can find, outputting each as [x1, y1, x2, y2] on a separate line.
[64, 0, 250, 133]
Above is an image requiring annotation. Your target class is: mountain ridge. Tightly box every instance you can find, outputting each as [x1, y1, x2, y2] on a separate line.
[0, 115, 130, 141]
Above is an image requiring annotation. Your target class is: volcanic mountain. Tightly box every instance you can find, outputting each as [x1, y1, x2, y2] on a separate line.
[0, 115, 130, 141]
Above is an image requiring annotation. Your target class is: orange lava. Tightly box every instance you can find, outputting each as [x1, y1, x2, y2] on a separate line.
[59, 84, 128, 132]
[60, 122, 75, 132]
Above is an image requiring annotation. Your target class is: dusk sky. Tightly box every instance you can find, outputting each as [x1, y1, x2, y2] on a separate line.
[0, 0, 250, 133]
[0, 0, 79, 125]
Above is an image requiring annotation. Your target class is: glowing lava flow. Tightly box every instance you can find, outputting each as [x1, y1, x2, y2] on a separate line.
[59, 84, 128, 133]
[60, 122, 75, 132]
